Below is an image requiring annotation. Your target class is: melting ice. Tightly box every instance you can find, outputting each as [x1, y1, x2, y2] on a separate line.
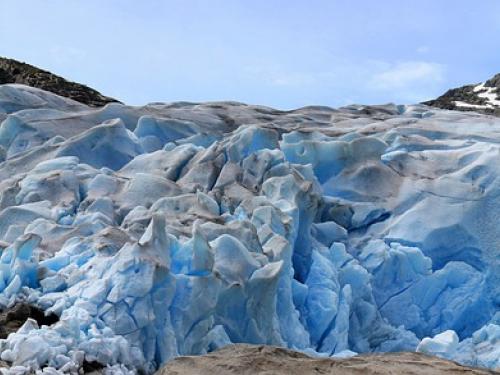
[0, 84, 498, 373]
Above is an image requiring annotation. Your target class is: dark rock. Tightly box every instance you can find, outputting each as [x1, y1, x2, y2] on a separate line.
[424, 72, 500, 116]
[82, 360, 105, 374]
[0, 303, 59, 339]
[485, 73, 500, 88]
[0, 57, 119, 107]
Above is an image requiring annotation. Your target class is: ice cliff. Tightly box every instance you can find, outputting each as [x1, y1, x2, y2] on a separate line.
[0, 84, 498, 373]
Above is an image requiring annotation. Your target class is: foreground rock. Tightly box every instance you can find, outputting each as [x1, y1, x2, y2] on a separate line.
[158, 344, 498, 375]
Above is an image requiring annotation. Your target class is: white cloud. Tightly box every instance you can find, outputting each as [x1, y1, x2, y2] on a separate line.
[244, 63, 319, 87]
[416, 45, 430, 54]
[270, 73, 317, 86]
[49, 46, 87, 65]
[242, 59, 447, 106]
[369, 61, 445, 91]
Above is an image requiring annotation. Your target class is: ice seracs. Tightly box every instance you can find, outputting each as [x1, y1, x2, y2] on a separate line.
[0, 84, 498, 373]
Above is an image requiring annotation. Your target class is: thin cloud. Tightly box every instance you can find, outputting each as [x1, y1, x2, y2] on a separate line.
[243, 59, 447, 106]
[370, 61, 446, 91]
[244, 63, 319, 87]
[49, 46, 87, 65]
[416, 45, 430, 54]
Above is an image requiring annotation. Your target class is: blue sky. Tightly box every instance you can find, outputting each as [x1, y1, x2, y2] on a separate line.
[1, 1, 500, 109]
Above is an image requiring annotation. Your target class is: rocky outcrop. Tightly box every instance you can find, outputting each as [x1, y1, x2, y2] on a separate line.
[0, 57, 119, 107]
[0, 303, 59, 339]
[157, 344, 498, 375]
[424, 73, 500, 116]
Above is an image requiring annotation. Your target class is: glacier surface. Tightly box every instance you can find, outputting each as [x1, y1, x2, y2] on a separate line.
[0, 84, 498, 373]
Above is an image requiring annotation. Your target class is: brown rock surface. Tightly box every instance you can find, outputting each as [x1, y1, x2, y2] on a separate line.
[157, 344, 499, 375]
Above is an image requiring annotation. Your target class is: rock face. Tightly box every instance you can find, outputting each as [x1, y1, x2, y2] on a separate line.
[157, 344, 498, 375]
[0, 57, 118, 107]
[424, 73, 500, 115]
[0, 81, 499, 374]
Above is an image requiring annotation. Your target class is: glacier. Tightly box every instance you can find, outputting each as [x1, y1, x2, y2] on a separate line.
[0, 83, 498, 373]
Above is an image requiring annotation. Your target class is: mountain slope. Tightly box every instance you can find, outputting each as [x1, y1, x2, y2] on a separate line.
[0, 57, 119, 107]
[424, 73, 500, 115]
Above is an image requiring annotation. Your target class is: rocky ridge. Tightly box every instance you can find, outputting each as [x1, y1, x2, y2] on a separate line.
[424, 73, 500, 116]
[0, 57, 118, 107]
